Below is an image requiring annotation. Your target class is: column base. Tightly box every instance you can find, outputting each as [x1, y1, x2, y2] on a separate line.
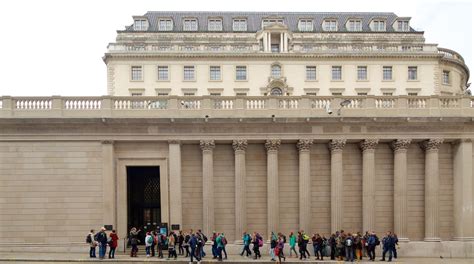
[424, 237, 441, 242]
[398, 237, 410, 242]
[234, 240, 243, 245]
[452, 237, 474, 241]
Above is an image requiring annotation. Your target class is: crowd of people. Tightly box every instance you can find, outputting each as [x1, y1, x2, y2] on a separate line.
[86, 227, 400, 262]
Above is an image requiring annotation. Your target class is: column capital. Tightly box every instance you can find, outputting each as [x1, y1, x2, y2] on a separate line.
[101, 140, 114, 145]
[297, 139, 313, 152]
[328, 139, 346, 153]
[359, 139, 379, 152]
[420, 138, 444, 152]
[168, 139, 181, 145]
[232, 139, 248, 152]
[452, 138, 472, 145]
[391, 139, 412, 152]
[200, 140, 215, 151]
[265, 139, 281, 152]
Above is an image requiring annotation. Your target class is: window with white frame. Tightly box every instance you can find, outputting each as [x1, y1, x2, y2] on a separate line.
[383, 66, 393, 80]
[323, 19, 338, 31]
[408, 66, 418, 80]
[236, 66, 247, 80]
[233, 19, 247, 31]
[157, 66, 169, 81]
[332, 66, 342, 80]
[262, 18, 283, 28]
[131, 66, 143, 81]
[271, 44, 279, 53]
[372, 20, 386, 31]
[158, 19, 173, 31]
[183, 66, 195, 80]
[398, 20, 410, 31]
[357, 66, 368, 80]
[271, 65, 281, 78]
[443, 70, 450, 85]
[348, 19, 362, 31]
[298, 19, 313, 31]
[208, 19, 223, 31]
[209, 66, 221, 81]
[306, 66, 317, 80]
[133, 19, 148, 31]
[183, 18, 198, 31]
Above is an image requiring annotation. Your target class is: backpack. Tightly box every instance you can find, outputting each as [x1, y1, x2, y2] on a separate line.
[94, 233, 99, 241]
[86, 234, 92, 244]
[346, 238, 353, 247]
[203, 234, 208, 243]
[258, 238, 263, 247]
[375, 236, 380, 246]
[147, 236, 154, 244]
[303, 234, 310, 241]
[282, 235, 286, 243]
[222, 237, 227, 245]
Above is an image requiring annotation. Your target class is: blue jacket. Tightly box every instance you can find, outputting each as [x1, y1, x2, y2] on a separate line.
[382, 236, 394, 249]
[189, 235, 198, 249]
[368, 235, 376, 246]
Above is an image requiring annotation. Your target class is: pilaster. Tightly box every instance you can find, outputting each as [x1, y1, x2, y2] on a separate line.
[101, 140, 116, 229]
[168, 140, 182, 229]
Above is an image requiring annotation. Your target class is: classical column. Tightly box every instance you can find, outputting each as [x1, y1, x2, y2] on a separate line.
[266, 139, 281, 239]
[452, 139, 474, 241]
[101, 140, 116, 229]
[267, 33, 272, 52]
[329, 139, 346, 232]
[420, 138, 443, 242]
[360, 139, 378, 233]
[200, 140, 215, 237]
[263, 32, 268, 52]
[297, 139, 313, 233]
[169, 140, 182, 229]
[284, 33, 288, 52]
[280, 33, 284, 52]
[391, 139, 411, 242]
[233, 139, 248, 243]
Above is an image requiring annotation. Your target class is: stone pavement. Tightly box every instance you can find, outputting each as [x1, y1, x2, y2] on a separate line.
[0, 252, 472, 264]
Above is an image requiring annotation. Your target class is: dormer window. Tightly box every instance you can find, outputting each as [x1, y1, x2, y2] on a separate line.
[183, 18, 198, 31]
[347, 19, 362, 31]
[133, 19, 148, 31]
[271, 64, 282, 78]
[208, 18, 223, 31]
[372, 20, 386, 31]
[397, 20, 410, 31]
[323, 19, 338, 31]
[298, 19, 313, 31]
[262, 18, 284, 28]
[158, 18, 173, 31]
[233, 19, 247, 31]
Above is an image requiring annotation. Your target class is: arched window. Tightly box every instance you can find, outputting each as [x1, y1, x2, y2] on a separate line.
[271, 65, 281, 78]
[270, 87, 283, 96]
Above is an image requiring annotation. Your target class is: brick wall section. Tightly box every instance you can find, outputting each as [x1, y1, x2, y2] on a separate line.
[181, 144, 203, 231]
[0, 142, 102, 243]
[439, 143, 453, 241]
[246, 144, 267, 238]
[214, 144, 236, 241]
[310, 144, 331, 236]
[278, 144, 299, 236]
[342, 143, 363, 233]
[374, 143, 394, 235]
[407, 144, 425, 241]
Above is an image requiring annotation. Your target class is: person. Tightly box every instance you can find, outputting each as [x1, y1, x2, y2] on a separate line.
[221, 233, 228, 259]
[329, 233, 336, 260]
[168, 231, 178, 260]
[297, 231, 306, 260]
[129, 227, 140, 257]
[270, 232, 277, 261]
[178, 230, 185, 255]
[354, 232, 363, 260]
[197, 230, 207, 258]
[96, 227, 108, 260]
[344, 232, 354, 262]
[196, 231, 204, 261]
[157, 231, 165, 258]
[276, 234, 286, 264]
[108, 230, 118, 259]
[240, 232, 252, 257]
[211, 232, 218, 259]
[151, 231, 157, 257]
[87, 229, 97, 258]
[393, 233, 399, 259]
[289, 231, 298, 258]
[312, 233, 324, 260]
[145, 231, 153, 257]
[302, 231, 311, 257]
[381, 231, 394, 262]
[367, 231, 377, 261]
[215, 233, 224, 261]
[252, 232, 262, 259]
[184, 231, 191, 258]
[189, 232, 201, 264]
[362, 231, 370, 259]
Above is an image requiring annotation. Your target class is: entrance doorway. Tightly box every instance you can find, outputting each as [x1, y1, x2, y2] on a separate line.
[127, 166, 161, 244]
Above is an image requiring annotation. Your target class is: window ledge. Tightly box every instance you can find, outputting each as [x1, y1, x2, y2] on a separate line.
[407, 79, 419, 82]
[356, 79, 369, 82]
[305, 79, 318, 82]
[156, 80, 170, 82]
[331, 79, 344, 82]
[382, 79, 395, 82]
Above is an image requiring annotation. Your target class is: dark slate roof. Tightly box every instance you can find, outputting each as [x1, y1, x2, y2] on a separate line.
[123, 11, 416, 33]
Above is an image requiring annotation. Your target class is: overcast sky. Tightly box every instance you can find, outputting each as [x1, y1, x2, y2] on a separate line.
[0, 0, 471, 96]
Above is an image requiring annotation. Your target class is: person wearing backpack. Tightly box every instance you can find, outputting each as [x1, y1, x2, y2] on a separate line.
[145, 231, 153, 257]
[381, 231, 394, 262]
[189, 232, 201, 264]
[344, 233, 354, 262]
[276, 234, 286, 264]
[252, 232, 262, 259]
[108, 230, 118, 259]
[240, 232, 252, 257]
[302, 231, 311, 258]
[288, 231, 298, 258]
[215, 233, 224, 261]
[221, 233, 228, 259]
[86, 229, 97, 258]
[312, 233, 324, 260]
[178, 230, 185, 256]
[167, 231, 178, 260]
[184, 231, 191, 258]
[96, 227, 108, 260]
[367, 231, 377, 261]
[129, 227, 140, 257]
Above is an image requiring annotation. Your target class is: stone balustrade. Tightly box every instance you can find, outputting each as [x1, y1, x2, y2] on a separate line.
[1, 95, 473, 119]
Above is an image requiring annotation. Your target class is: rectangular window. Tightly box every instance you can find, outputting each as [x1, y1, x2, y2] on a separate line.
[408, 92, 418, 96]
[236, 66, 247, 80]
[383, 66, 393, 80]
[209, 66, 221, 81]
[323, 20, 337, 31]
[332, 66, 342, 80]
[133, 20, 147, 31]
[233, 19, 247, 31]
[183, 92, 195, 96]
[306, 66, 317, 80]
[383, 92, 393, 96]
[398, 21, 410, 31]
[157, 93, 169, 96]
[131, 66, 143, 81]
[373, 20, 385, 31]
[210, 93, 221, 96]
[357, 66, 367, 80]
[208, 19, 223, 31]
[348, 20, 362, 31]
[236, 92, 247, 96]
[443, 70, 450, 85]
[271, 44, 279, 53]
[306, 92, 317, 96]
[183, 66, 195, 81]
[408, 66, 418, 80]
[332, 92, 342, 96]
[131, 93, 142, 96]
[183, 19, 198, 31]
[357, 93, 368, 96]
[157, 66, 169, 81]
[158, 19, 173, 31]
[262, 18, 283, 28]
[298, 19, 313, 31]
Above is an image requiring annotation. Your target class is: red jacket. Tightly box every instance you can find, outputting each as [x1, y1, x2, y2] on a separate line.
[110, 233, 119, 248]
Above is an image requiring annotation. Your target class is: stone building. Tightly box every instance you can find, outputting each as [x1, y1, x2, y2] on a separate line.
[0, 11, 473, 257]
